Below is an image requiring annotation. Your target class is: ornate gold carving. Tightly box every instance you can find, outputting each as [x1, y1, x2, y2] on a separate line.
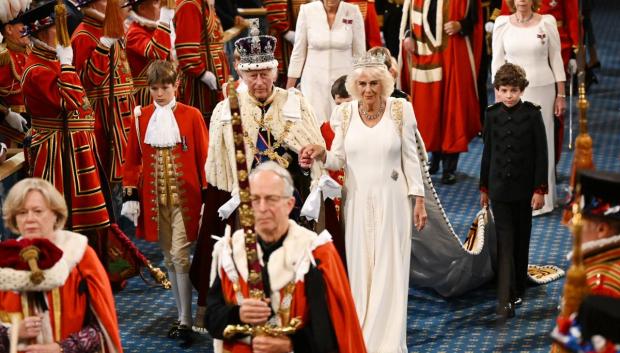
[223, 317, 302, 339]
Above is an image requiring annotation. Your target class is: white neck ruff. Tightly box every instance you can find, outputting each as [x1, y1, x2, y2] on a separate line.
[144, 98, 181, 147]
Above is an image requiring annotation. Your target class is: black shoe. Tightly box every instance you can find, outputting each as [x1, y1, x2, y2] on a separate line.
[441, 173, 457, 185]
[429, 158, 440, 175]
[512, 297, 523, 306]
[167, 320, 181, 339]
[496, 302, 515, 319]
[177, 325, 195, 348]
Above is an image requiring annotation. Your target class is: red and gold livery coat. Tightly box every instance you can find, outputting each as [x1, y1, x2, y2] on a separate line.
[174, 0, 230, 121]
[71, 11, 136, 183]
[126, 17, 172, 107]
[0, 42, 28, 144]
[122, 103, 209, 242]
[21, 44, 110, 232]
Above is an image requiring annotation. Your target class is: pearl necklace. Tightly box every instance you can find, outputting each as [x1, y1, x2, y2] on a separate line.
[515, 12, 534, 24]
[359, 101, 386, 120]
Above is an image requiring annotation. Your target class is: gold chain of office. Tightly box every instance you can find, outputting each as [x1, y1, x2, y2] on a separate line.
[243, 120, 294, 168]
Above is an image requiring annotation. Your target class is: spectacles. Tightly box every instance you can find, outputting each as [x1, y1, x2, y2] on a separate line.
[249, 194, 290, 206]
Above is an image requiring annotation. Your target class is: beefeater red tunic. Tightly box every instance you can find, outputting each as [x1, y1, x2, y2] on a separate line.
[122, 103, 209, 242]
[21, 44, 110, 232]
[174, 0, 230, 122]
[0, 43, 28, 144]
[71, 11, 136, 183]
[402, 0, 483, 153]
[126, 17, 172, 107]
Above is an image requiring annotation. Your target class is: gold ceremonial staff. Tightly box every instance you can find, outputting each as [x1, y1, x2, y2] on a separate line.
[550, 184, 590, 353]
[222, 78, 302, 339]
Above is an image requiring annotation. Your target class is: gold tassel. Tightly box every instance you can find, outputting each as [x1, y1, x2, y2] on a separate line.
[165, 0, 175, 10]
[55, 0, 71, 47]
[103, 0, 125, 38]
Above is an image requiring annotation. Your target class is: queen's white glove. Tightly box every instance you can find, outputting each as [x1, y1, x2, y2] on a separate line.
[55, 44, 73, 66]
[200, 71, 218, 90]
[284, 30, 295, 43]
[159, 7, 175, 25]
[4, 109, 28, 132]
[99, 36, 118, 49]
[121, 200, 140, 227]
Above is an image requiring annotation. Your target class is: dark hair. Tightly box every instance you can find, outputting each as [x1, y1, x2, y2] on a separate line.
[147, 60, 178, 86]
[331, 75, 349, 99]
[493, 63, 529, 90]
[368, 46, 393, 70]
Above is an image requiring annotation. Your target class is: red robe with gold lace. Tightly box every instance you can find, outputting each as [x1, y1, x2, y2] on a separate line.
[126, 17, 172, 107]
[174, 0, 230, 122]
[21, 44, 109, 232]
[71, 11, 136, 183]
[0, 43, 28, 144]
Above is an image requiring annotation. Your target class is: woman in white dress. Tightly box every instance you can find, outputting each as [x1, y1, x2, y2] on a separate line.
[286, 0, 366, 124]
[491, 0, 566, 215]
[300, 53, 427, 353]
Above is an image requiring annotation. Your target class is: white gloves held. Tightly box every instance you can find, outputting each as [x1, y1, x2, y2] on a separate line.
[99, 36, 118, 49]
[568, 58, 578, 75]
[284, 30, 295, 44]
[484, 21, 494, 34]
[158, 7, 175, 25]
[55, 44, 73, 66]
[5, 109, 28, 132]
[121, 200, 140, 227]
[200, 71, 218, 90]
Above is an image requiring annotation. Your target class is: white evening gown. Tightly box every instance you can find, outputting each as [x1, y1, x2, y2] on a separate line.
[325, 98, 424, 353]
[492, 15, 566, 215]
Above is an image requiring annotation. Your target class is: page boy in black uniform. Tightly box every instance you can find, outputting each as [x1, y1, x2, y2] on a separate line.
[480, 63, 548, 319]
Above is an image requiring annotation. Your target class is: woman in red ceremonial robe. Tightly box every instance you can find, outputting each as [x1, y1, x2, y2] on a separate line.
[0, 178, 122, 353]
[21, 2, 109, 232]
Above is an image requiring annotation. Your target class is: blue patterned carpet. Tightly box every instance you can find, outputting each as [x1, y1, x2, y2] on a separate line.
[114, 2, 620, 352]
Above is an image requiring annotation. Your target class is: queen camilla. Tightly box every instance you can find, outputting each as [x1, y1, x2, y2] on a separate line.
[300, 51, 428, 353]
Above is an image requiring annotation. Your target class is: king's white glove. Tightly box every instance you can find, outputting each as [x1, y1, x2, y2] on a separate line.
[55, 44, 73, 66]
[568, 58, 578, 75]
[200, 71, 218, 90]
[99, 36, 118, 49]
[484, 21, 494, 33]
[4, 109, 27, 132]
[284, 30, 295, 43]
[159, 7, 175, 25]
[121, 200, 140, 227]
